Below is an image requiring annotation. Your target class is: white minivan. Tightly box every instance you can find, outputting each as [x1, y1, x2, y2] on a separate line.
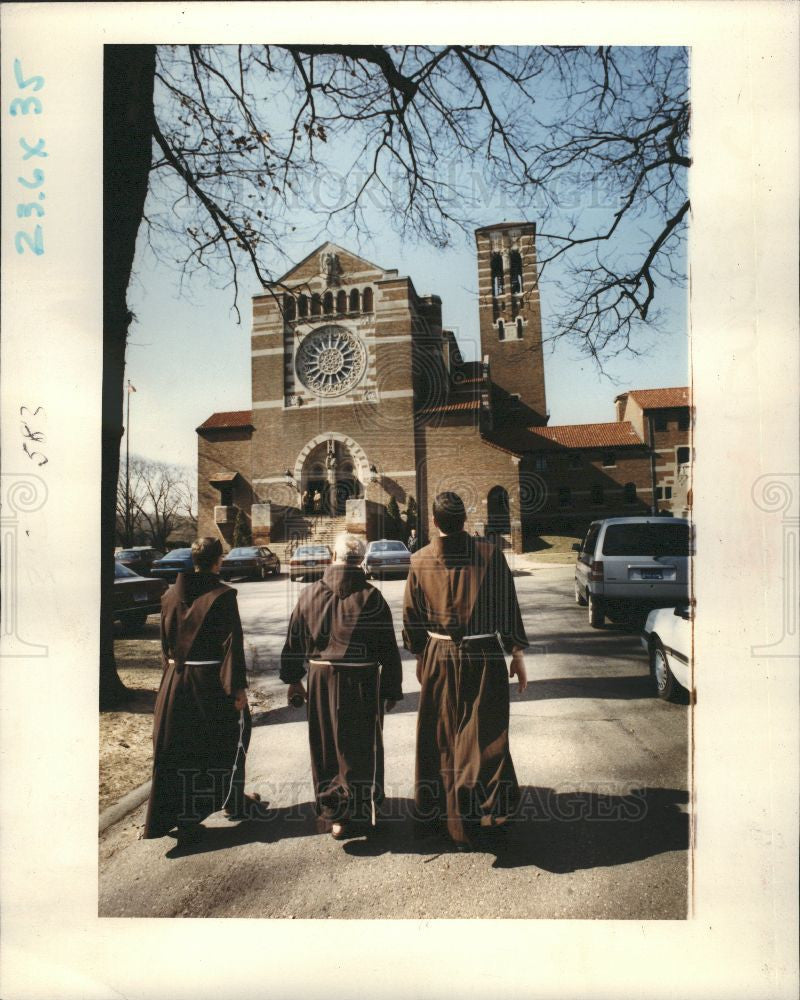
[573, 516, 692, 628]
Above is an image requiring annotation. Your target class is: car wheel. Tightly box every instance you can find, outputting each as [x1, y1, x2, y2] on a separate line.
[588, 593, 605, 628]
[260, 565, 268, 581]
[575, 581, 588, 606]
[273, 563, 280, 575]
[650, 637, 679, 701]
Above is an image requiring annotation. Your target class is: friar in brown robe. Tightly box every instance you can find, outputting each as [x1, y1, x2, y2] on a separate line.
[143, 536, 254, 842]
[403, 492, 528, 848]
[280, 532, 403, 839]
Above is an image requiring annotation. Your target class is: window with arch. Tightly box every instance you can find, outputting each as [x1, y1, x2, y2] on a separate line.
[311, 293, 321, 317]
[490, 253, 505, 296]
[283, 294, 296, 321]
[510, 251, 523, 294]
[323, 291, 334, 315]
[624, 482, 637, 504]
[362, 287, 374, 312]
[349, 288, 360, 312]
[298, 294, 309, 318]
[498, 319, 506, 341]
[515, 318, 523, 339]
[336, 290, 347, 315]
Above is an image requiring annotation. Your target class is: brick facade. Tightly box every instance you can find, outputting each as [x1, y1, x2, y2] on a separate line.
[196, 227, 692, 553]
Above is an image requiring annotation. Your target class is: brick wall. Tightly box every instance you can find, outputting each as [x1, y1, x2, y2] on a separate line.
[521, 446, 654, 530]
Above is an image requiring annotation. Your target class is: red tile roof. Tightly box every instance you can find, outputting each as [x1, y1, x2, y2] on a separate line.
[417, 399, 481, 415]
[196, 410, 253, 431]
[529, 421, 644, 449]
[623, 387, 691, 410]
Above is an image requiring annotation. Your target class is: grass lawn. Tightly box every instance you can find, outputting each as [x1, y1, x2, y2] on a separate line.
[521, 533, 582, 563]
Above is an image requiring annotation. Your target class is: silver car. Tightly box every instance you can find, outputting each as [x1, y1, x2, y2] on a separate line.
[363, 539, 411, 579]
[574, 516, 692, 628]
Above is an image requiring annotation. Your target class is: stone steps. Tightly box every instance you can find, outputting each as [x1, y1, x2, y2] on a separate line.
[271, 516, 348, 562]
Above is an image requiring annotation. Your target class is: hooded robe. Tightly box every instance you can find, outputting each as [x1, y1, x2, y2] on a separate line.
[280, 563, 403, 827]
[402, 532, 528, 845]
[143, 571, 249, 839]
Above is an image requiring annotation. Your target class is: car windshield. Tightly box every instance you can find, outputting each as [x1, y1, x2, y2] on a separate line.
[371, 541, 408, 552]
[163, 549, 191, 560]
[603, 523, 690, 557]
[296, 546, 329, 556]
[115, 550, 139, 559]
[114, 562, 139, 579]
[227, 547, 257, 557]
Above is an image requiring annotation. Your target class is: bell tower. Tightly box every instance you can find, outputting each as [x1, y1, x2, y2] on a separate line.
[475, 222, 547, 425]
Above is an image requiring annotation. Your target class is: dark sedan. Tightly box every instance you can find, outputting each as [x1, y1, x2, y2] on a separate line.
[221, 545, 281, 581]
[115, 546, 162, 576]
[150, 547, 194, 582]
[363, 539, 411, 579]
[113, 561, 167, 629]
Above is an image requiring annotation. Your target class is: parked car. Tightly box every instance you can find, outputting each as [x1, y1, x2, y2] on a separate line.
[574, 516, 692, 628]
[363, 539, 412, 579]
[113, 561, 167, 629]
[221, 545, 281, 580]
[150, 547, 194, 582]
[642, 604, 692, 701]
[288, 544, 332, 582]
[114, 546, 163, 576]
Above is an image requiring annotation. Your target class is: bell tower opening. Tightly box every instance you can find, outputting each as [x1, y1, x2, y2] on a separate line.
[476, 222, 548, 426]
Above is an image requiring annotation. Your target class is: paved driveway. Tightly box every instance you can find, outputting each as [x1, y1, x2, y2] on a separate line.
[99, 564, 690, 919]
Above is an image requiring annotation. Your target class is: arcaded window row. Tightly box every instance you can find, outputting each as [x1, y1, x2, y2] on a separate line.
[283, 287, 374, 321]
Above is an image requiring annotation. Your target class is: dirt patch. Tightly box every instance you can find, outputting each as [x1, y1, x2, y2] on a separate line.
[100, 619, 273, 813]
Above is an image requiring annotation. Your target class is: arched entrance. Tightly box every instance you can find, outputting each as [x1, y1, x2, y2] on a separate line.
[298, 437, 365, 516]
[487, 485, 511, 534]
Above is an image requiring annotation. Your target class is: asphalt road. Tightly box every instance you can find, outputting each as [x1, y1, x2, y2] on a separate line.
[99, 563, 690, 919]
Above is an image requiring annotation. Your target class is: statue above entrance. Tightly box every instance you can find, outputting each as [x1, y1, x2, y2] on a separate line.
[319, 250, 342, 287]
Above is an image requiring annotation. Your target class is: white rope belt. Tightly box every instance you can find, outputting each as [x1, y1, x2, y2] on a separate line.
[168, 658, 221, 666]
[427, 632, 497, 641]
[308, 659, 377, 669]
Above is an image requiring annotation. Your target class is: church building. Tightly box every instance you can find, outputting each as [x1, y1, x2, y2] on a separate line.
[196, 222, 692, 554]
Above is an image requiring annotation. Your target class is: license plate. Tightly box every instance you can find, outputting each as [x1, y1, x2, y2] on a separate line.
[641, 569, 663, 580]
[134, 591, 149, 602]
[307, 561, 317, 567]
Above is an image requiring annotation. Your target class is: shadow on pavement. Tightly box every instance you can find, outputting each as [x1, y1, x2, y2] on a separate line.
[162, 786, 689, 872]
[164, 801, 320, 859]
[341, 787, 690, 873]
[517, 674, 657, 702]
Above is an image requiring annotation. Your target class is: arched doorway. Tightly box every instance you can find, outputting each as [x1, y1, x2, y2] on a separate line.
[300, 438, 364, 516]
[487, 485, 511, 534]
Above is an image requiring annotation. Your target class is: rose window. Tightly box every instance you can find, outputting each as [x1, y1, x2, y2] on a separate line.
[295, 326, 366, 397]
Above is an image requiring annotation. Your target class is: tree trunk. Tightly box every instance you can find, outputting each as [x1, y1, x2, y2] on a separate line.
[100, 45, 156, 708]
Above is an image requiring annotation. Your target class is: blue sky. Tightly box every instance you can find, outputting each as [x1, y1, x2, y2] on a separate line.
[123, 46, 688, 474]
